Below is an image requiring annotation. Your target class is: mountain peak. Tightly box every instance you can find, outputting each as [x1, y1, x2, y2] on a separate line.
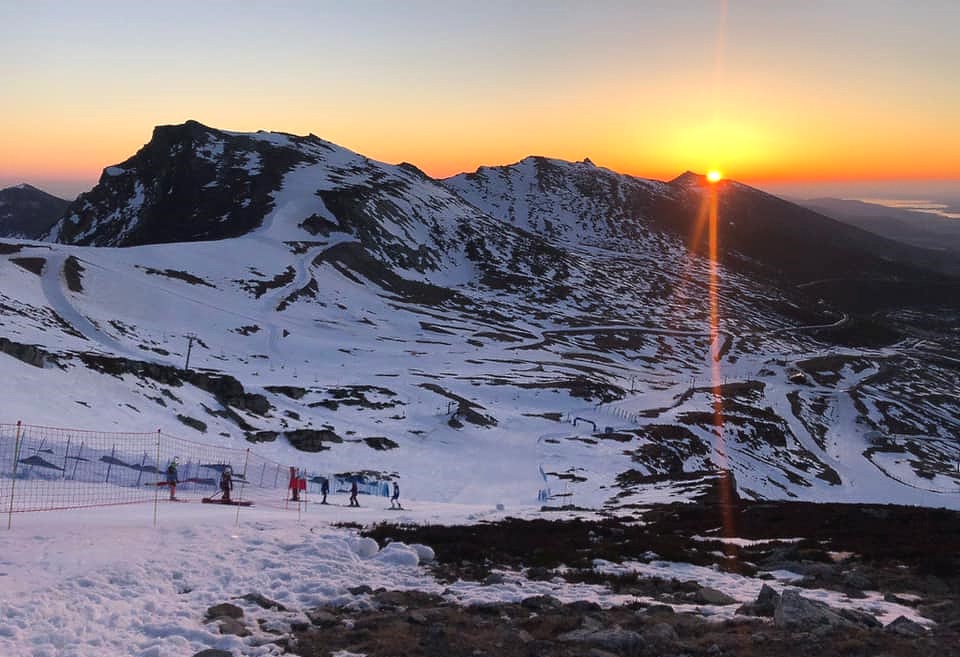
[669, 171, 709, 187]
[0, 183, 70, 238]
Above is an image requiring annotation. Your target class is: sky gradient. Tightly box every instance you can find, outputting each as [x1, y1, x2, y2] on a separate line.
[2, 0, 958, 199]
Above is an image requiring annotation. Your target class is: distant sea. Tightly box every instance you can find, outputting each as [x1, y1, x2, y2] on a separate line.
[858, 198, 960, 220]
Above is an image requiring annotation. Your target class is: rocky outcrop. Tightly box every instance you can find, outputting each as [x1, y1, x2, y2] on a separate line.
[75, 351, 270, 417]
[285, 428, 343, 452]
[46, 121, 314, 246]
[0, 337, 52, 368]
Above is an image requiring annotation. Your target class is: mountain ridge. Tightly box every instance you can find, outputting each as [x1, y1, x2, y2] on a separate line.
[1, 121, 958, 510]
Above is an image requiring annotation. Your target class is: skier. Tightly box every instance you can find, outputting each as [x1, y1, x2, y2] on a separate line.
[165, 458, 179, 501]
[320, 477, 329, 504]
[220, 466, 233, 504]
[390, 481, 401, 509]
[349, 479, 359, 507]
[289, 466, 300, 502]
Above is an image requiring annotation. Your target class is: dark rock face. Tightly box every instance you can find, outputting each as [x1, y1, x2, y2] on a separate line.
[46, 121, 315, 246]
[0, 336, 52, 368]
[285, 428, 343, 452]
[0, 184, 70, 239]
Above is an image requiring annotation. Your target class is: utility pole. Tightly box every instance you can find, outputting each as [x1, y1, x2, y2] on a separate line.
[184, 334, 196, 370]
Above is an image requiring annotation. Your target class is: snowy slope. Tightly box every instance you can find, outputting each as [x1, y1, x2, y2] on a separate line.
[2, 124, 958, 512]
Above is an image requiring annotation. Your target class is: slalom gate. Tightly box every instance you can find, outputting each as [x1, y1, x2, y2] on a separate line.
[0, 421, 391, 528]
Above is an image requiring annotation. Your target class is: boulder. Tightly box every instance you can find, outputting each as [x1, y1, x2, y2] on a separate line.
[558, 627, 644, 656]
[695, 586, 737, 605]
[239, 592, 287, 611]
[773, 589, 851, 629]
[217, 617, 250, 637]
[483, 572, 506, 585]
[646, 622, 679, 645]
[838, 607, 882, 628]
[736, 584, 779, 617]
[841, 569, 873, 591]
[885, 615, 927, 637]
[306, 609, 338, 627]
[205, 602, 243, 621]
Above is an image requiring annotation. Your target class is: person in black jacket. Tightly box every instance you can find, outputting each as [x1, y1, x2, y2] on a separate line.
[349, 479, 359, 507]
[390, 481, 401, 509]
[320, 478, 329, 504]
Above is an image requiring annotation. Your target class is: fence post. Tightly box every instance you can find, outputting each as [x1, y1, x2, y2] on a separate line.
[62, 437, 71, 478]
[153, 430, 161, 528]
[136, 452, 148, 488]
[236, 448, 251, 527]
[7, 421, 23, 530]
[72, 441, 84, 480]
[105, 445, 116, 483]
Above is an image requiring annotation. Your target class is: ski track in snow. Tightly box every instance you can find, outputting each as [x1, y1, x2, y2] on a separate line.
[39, 252, 130, 357]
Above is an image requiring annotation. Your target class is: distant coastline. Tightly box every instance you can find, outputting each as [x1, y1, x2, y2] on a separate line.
[857, 198, 960, 220]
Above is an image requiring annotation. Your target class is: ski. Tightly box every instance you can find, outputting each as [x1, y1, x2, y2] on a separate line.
[201, 497, 253, 507]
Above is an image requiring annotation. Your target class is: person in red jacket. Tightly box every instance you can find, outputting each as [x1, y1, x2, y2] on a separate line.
[289, 466, 300, 501]
[165, 458, 179, 501]
[220, 466, 233, 503]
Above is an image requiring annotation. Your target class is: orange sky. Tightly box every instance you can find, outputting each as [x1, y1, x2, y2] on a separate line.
[2, 2, 957, 198]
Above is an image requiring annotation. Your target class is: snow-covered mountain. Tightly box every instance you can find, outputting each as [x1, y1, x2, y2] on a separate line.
[0, 183, 70, 239]
[4, 121, 959, 510]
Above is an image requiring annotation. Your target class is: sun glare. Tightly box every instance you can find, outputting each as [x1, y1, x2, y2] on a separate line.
[706, 170, 723, 183]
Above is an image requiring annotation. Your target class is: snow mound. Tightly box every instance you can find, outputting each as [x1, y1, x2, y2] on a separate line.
[349, 536, 381, 559]
[372, 542, 421, 567]
[410, 543, 435, 563]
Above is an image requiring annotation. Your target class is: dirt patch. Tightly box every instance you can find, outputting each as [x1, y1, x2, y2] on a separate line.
[11, 256, 45, 275]
[64, 255, 84, 292]
[140, 266, 216, 288]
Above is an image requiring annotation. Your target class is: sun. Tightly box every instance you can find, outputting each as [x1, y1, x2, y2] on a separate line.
[706, 170, 723, 183]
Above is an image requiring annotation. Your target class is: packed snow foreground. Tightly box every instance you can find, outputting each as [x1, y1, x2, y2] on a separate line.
[0, 498, 931, 657]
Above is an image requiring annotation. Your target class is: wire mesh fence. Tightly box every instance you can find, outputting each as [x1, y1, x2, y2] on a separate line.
[1, 422, 393, 527]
